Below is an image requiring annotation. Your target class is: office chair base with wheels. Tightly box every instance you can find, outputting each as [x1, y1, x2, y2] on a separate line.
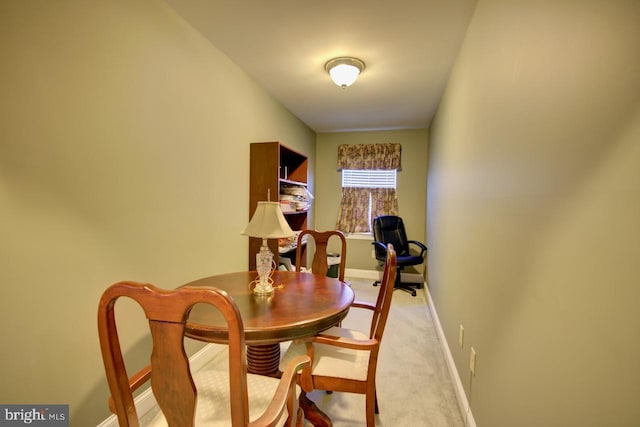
[373, 270, 420, 297]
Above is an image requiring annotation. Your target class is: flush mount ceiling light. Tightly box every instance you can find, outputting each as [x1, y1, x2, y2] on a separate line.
[325, 57, 365, 88]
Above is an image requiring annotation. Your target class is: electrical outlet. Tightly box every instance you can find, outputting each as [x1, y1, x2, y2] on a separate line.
[458, 324, 464, 347]
[470, 347, 477, 375]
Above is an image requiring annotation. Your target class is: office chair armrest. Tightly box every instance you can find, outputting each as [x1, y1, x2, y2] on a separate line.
[371, 241, 388, 252]
[313, 334, 379, 351]
[351, 300, 376, 311]
[407, 240, 428, 257]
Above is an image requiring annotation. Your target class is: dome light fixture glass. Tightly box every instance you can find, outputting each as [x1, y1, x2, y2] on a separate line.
[325, 57, 365, 88]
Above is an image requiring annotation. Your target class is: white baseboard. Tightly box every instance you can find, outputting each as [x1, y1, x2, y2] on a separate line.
[425, 287, 477, 427]
[96, 343, 224, 427]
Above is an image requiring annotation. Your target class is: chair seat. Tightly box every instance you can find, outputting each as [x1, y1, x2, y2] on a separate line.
[279, 326, 370, 382]
[396, 254, 424, 266]
[147, 369, 297, 427]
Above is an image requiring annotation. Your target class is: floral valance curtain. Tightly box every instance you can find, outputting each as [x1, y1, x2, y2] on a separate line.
[337, 143, 402, 171]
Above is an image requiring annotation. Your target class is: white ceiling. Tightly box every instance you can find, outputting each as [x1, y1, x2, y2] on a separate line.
[165, 0, 477, 133]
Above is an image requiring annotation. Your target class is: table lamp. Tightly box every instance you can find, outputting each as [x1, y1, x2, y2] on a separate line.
[242, 201, 294, 295]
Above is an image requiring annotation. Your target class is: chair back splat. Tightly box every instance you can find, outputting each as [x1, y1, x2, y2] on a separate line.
[98, 282, 309, 427]
[295, 229, 346, 281]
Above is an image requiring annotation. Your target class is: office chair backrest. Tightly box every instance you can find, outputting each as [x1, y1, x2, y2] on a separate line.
[296, 229, 347, 281]
[372, 216, 410, 257]
[98, 282, 251, 426]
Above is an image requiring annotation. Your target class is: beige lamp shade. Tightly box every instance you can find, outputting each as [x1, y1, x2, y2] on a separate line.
[242, 201, 294, 239]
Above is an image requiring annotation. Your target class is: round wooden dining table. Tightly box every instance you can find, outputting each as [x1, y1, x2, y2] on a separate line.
[183, 270, 354, 376]
[183, 270, 354, 427]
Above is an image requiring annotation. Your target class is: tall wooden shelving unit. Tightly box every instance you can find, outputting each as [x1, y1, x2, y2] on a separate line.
[248, 142, 308, 270]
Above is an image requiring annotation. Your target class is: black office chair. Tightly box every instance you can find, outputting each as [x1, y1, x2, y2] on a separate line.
[372, 215, 427, 297]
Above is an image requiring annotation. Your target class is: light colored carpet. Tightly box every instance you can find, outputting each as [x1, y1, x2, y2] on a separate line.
[295, 276, 464, 427]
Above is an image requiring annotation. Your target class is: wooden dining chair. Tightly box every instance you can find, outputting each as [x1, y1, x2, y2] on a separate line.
[280, 245, 397, 427]
[98, 282, 311, 427]
[295, 229, 347, 281]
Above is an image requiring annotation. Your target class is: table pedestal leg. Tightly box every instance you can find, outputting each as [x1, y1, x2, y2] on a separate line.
[246, 344, 281, 376]
[246, 344, 333, 427]
[299, 392, 332, 427]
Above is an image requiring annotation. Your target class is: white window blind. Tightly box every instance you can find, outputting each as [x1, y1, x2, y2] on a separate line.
[341, 169, 397, 188]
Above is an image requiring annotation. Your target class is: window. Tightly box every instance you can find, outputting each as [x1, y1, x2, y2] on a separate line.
[342, 169, 396, 189]
[335, 143, 401, 234]
[339, 170, 397, 233]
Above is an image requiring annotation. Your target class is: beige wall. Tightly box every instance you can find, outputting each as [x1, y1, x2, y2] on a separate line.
[428, 0, 640, 426]
[0, 1, 314, 425]
[315, 129, 428, 271]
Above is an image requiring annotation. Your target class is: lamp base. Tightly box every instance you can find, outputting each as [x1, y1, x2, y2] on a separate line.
[253, 241, 276, 295]
[253, 281, 275, 295]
